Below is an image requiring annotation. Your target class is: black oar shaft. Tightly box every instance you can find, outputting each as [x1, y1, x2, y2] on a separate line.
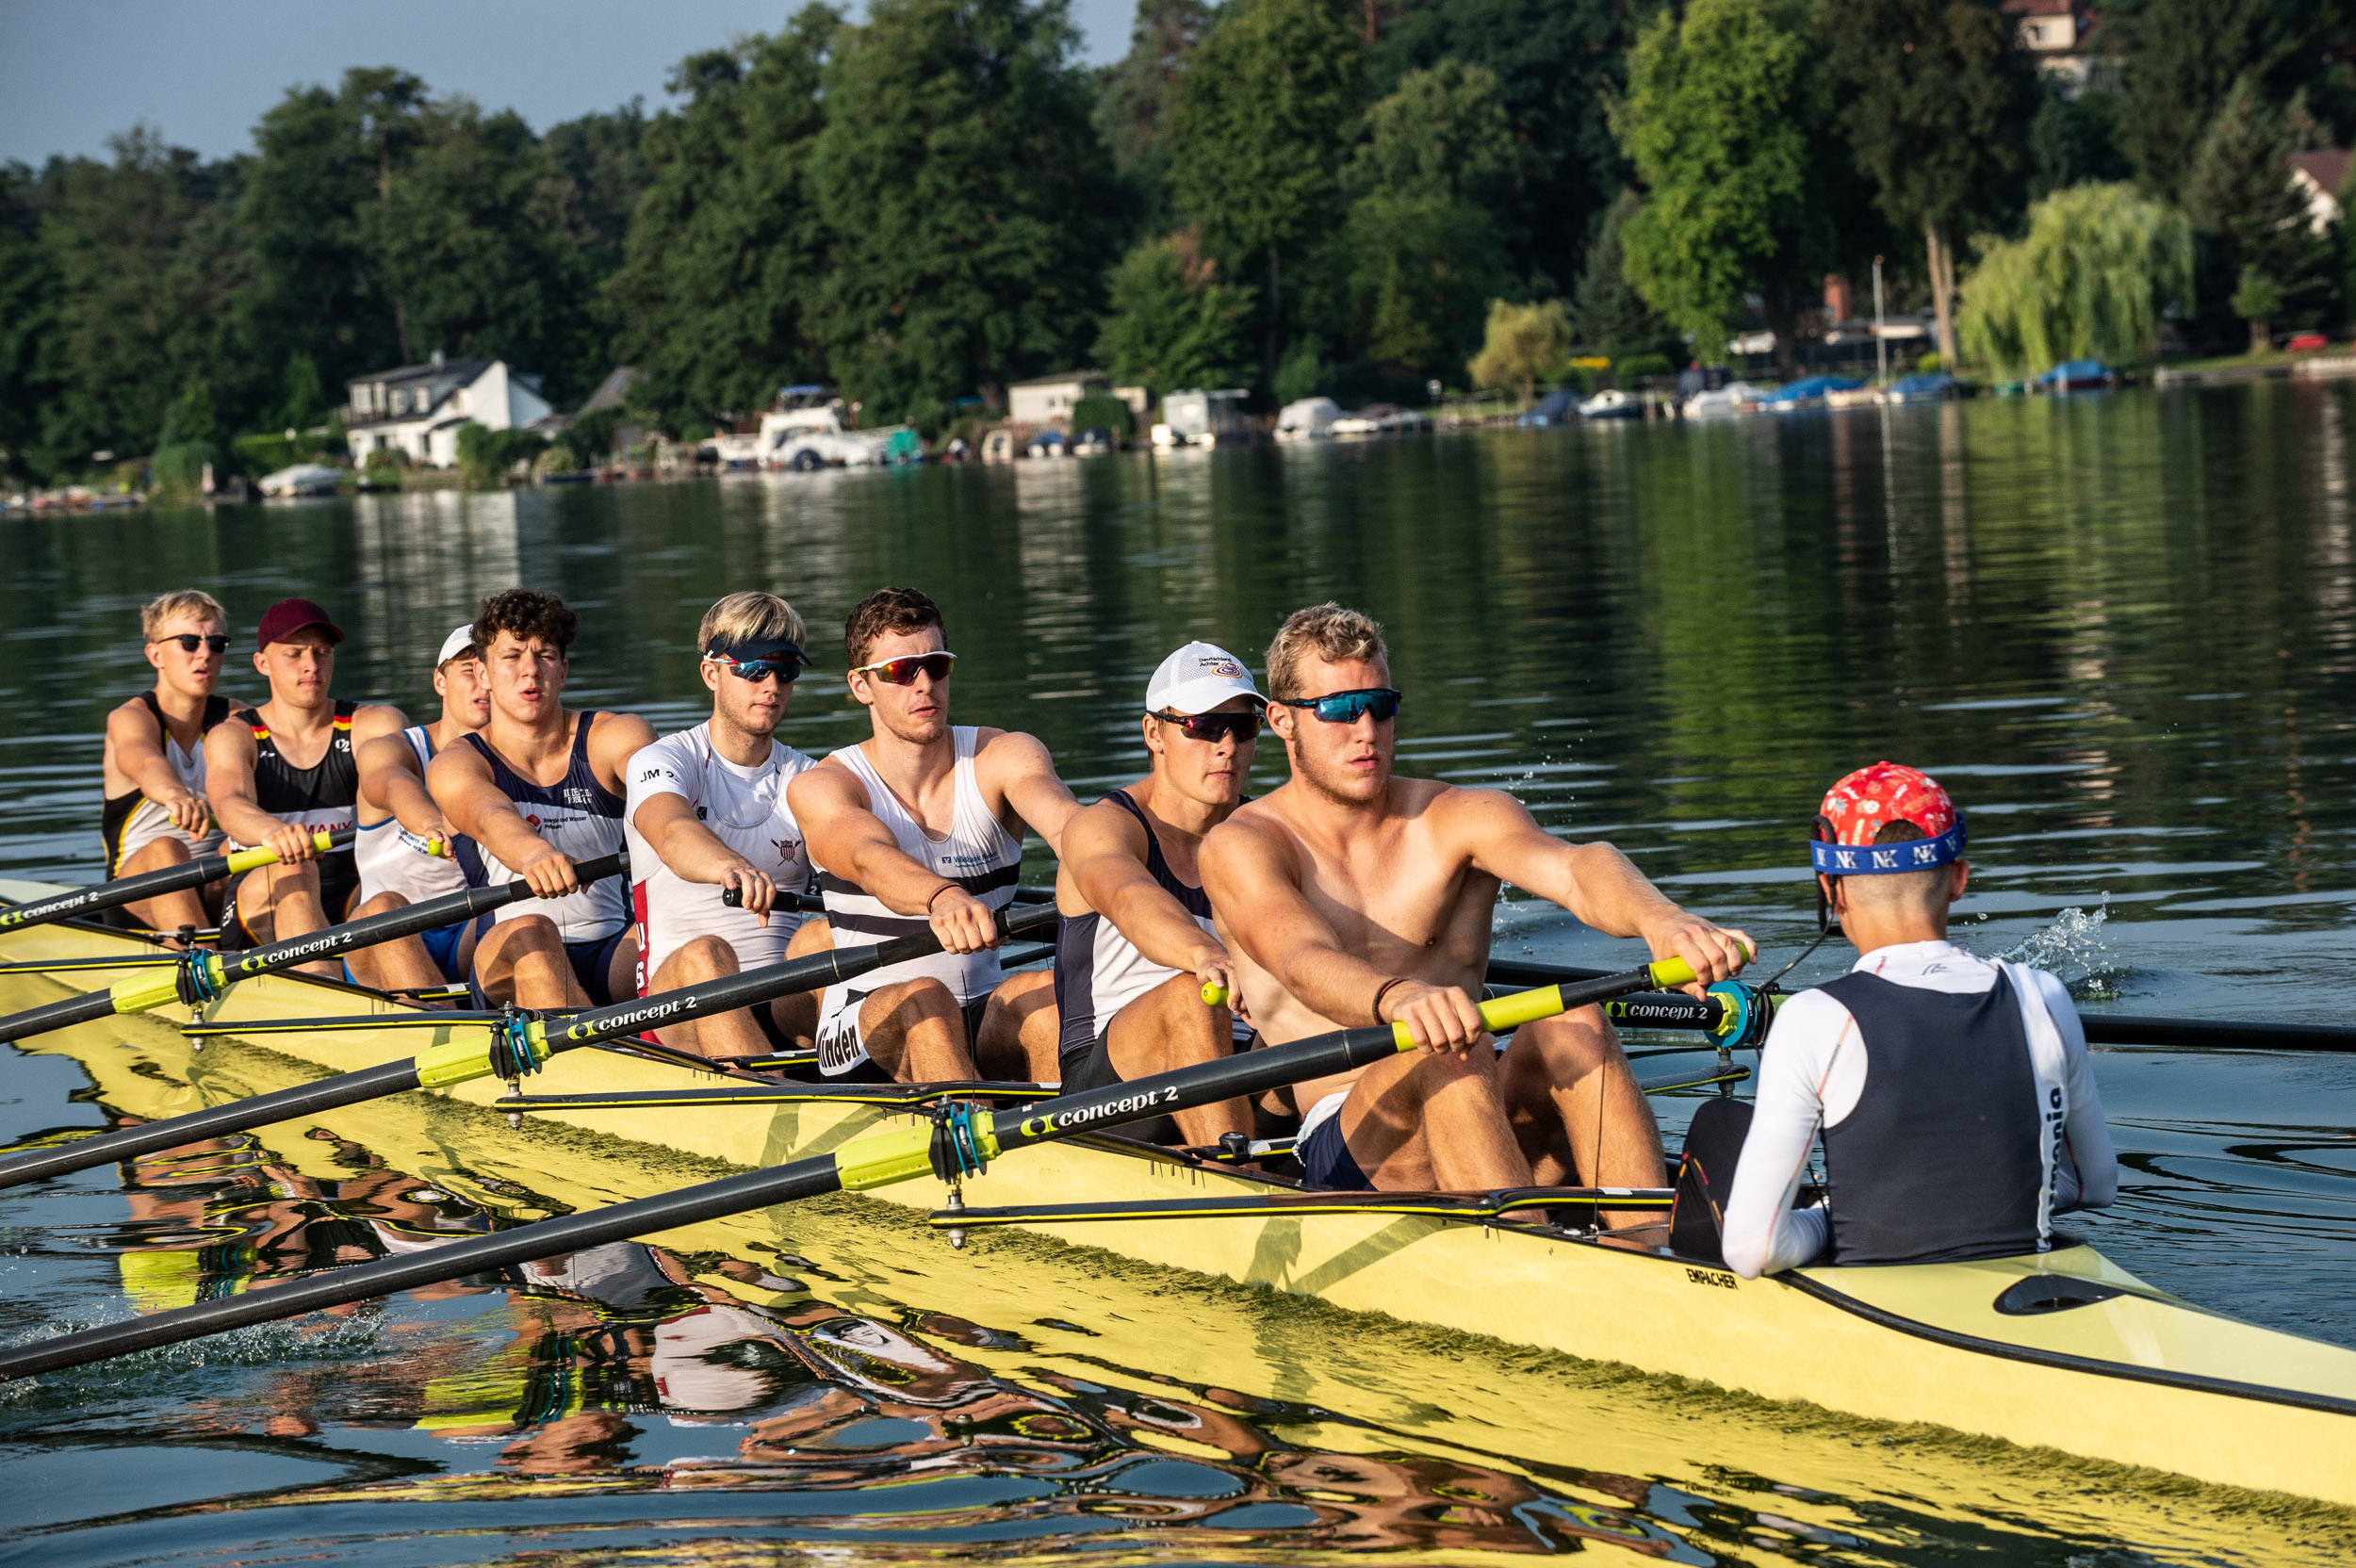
[0, 989, 123, 1042]
[2080, 1014, 2356, 1053]
[0, 829, 354, 934]
[0, 1059, 426, 1188]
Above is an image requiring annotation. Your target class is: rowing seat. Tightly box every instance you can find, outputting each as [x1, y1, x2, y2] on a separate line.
[1668, 1097, 1751, 1265]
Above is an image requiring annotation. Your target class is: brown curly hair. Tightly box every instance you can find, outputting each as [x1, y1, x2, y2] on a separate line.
[473, 588, 579, 655]
[843, 586, 943, 668]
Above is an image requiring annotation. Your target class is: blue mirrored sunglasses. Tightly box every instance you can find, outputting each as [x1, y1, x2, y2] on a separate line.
[705, 646, 805, 682]
[1275, 687, 1401, 724]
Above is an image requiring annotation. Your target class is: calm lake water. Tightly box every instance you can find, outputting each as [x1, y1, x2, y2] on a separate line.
[5, 388, 2356, 1564]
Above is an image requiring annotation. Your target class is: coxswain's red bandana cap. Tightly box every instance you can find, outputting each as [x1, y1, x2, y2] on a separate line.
[1809, 761, 1966, 874]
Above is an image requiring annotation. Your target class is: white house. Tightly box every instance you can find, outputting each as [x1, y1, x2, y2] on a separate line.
[1007, 369, 1107, 428]
[343, 356, 554, 468]
[2288, 150, 2351, 233]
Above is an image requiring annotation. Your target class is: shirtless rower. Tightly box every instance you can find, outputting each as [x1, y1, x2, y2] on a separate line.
[1200, 603, 1753, 1211]
[625, 592, 835, 1060]
[429, 589, 652, 1010]
[786, 587, 1079, 1085]
[205, 598, 403, 975]
[100, 590, 235, 936]
[343, 625, 491, 995]
[1715, 763, 2116, 1277]
[1053, 642, 1263, 1145]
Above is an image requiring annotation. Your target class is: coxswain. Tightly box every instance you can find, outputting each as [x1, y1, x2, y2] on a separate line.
[624, 592, 834, 1060]
[100, 589, 235, 936]
[428, 589, 652, 1009]
[204, 597, 401, 973]
[1716, 763, 2117, 1277]
[1053, 642, 1263, 1146]
[786, 587, 1078, 1084]
[1201, 603, 1751, 1212]
[344, 625, 491, 995]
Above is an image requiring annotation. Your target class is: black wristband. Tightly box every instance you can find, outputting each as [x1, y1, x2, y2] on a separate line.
[1371, 976, 1411, 1023]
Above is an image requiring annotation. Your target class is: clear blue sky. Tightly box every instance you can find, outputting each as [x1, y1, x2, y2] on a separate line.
[0, 0, 1137, 167]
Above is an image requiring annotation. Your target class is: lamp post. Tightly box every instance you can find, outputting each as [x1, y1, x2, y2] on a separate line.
[1873, 254, 1888, 385]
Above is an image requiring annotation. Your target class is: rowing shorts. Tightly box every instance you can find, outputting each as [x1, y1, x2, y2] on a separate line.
[418, 920, 467, 985]
[1296, 1089, 1374, 1192]
[812, 989, 991, 1081]
[1060, 1029, 1183, 1144]
[466, 921, 629, 1009]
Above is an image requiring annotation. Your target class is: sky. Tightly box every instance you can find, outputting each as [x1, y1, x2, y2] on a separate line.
[0, 0, 1137, 167]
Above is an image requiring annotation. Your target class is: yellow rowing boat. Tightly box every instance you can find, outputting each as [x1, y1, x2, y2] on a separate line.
[4, 880, 2354, 1511]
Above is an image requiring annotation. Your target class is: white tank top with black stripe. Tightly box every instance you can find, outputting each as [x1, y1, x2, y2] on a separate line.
[354, 726, 467, 908]
[814, 727, 1023, 1021]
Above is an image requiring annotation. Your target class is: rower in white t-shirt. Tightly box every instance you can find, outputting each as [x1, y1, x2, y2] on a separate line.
[625, 593, 835, 1060]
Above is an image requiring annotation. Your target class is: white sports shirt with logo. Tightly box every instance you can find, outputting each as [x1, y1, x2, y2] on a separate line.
[623, 722, 818, 986]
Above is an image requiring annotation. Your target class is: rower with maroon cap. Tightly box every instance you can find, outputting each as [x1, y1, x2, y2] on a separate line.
[1714, 762, 2119, 1279]
[204, 597, 406, 975]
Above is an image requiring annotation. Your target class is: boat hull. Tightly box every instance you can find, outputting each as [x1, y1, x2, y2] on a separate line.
[5, 889, 2354, 1507]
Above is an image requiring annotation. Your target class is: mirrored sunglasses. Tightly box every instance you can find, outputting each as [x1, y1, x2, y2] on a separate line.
[1275, 687, 1401, 725]
[1149, 710, 1261, 743]
[852, 651, 957, 685]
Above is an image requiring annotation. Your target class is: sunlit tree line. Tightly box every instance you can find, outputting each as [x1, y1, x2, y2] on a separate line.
[3, 0, 2354, 482]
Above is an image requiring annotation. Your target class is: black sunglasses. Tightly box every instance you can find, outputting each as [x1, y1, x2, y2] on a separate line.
[1274, 688, 1401, 724]
[159, 634, 229, 654]
[1149, 710, 1261, 743]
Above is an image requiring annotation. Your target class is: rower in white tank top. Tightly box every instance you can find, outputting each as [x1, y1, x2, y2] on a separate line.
[353, 726, 468, 908]
[812, 726, 1023, 1075]
[625, 720, 819, 985]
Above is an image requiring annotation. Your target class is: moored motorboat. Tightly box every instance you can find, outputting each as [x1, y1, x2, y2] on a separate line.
[4, 878, 2354, 1508]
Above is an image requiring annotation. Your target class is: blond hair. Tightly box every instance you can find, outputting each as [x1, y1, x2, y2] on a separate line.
[699, 591, 807, 654]
[141, 589, 227, 643]
[1266, 603, 1386, 699]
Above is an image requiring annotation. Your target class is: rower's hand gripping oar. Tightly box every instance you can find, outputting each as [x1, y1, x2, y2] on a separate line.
[0, 954, 1690, 1382]
[0, 828, 353, 935]
[0, 852, 627, 1050]
[0, 895, 1058, 1193]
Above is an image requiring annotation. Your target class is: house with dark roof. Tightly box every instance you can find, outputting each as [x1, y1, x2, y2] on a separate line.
[2002, 0, 2098, 92]
[342, 355, 554, 468]
[2288, 149, 2352, 232]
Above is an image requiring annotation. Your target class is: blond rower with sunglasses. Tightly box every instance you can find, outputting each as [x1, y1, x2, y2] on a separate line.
[1202, 603, 1754, 1220]
[1051, 643, 1265, 1146]
[788, 586, 1080, 1086]
[625, 592, 836, 1060]
[100, 589, 237, 936]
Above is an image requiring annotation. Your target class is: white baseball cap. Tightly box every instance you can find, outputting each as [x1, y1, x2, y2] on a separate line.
[434, 624, 478, 667]
[1146, 641, 1266, 715]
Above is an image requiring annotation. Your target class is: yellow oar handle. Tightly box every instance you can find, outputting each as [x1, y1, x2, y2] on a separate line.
[221, 828, 340, 875]
[1201, 981, 1228, 1006]
[1388, 956, 1700, 1048]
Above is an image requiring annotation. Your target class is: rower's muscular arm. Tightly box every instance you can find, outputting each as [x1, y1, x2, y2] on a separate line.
[1069, 798, 1236, 1003]
[1200, 812, 1482, 1050]
[107, 700, 208, 837]
[356, 731, 450, 842]
[1455, 788, 1752, 994]
[632, 791, 778, 926]
[204, 721, 317, 863]
[428, 742, 578, 899]
[979, 729, 1081, 856]
[788, 763, 997, 955]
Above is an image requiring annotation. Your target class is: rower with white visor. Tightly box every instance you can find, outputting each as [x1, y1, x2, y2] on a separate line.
[1717, 762, 2119, 1278]
[1053, 641, 1263, 1144]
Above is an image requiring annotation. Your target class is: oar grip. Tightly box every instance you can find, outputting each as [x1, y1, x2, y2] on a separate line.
[1201, 982, 1228, 1006]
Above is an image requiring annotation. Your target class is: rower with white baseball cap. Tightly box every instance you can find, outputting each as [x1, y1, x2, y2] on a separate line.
[1050, 641, 1266, 1143]
[345, 623, 492, 994]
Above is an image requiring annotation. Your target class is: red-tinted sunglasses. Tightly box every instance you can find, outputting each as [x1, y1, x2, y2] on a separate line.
[1149, 710, 1261, 743]
[851, 651, 957, 685]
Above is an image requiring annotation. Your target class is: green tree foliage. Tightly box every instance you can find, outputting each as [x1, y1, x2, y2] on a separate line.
[1093, 229, 1254, 394]
[1467, 297, 1569, 403]
[608, 12, 840, 431]
[1956, 182, 2193, 377]
[2107, 0, 2351, 200]
[1170, 0, 1365, 383]
[2184, 76, 2339, 334]
[1822, 0, 2037, 365]
[810, 0, 1121, 426]
[1573, 189, 1677, 362]
[1373, 0, 1639, 293]
[2029, 88, 2131, 199]
[1093, 0, 1214, 232]
[1615, 0, 1841, 378]
[0, 161, 63, 481]
[1342, 61, 1525, 374]
[542, 102, 652, 282]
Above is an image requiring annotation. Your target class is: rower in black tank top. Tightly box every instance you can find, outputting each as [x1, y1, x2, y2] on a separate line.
[101, 692, 232, 877]
[233, 699, 362, 918]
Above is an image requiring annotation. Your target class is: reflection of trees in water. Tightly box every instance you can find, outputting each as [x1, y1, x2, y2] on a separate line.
[113, 1139, 1681, 1553]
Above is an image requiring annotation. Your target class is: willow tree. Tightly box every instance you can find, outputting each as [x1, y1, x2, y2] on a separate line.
[1956, 183, 2192, 378]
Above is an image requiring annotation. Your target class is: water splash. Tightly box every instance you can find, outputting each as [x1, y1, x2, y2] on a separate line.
[1996, 898, 2124, 996]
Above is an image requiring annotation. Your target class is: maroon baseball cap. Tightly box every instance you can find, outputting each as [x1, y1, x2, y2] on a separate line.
[254, 597, 346, 649]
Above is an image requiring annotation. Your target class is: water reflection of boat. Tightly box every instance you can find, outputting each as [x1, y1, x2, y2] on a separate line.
[5, 893, 2356, 1510]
